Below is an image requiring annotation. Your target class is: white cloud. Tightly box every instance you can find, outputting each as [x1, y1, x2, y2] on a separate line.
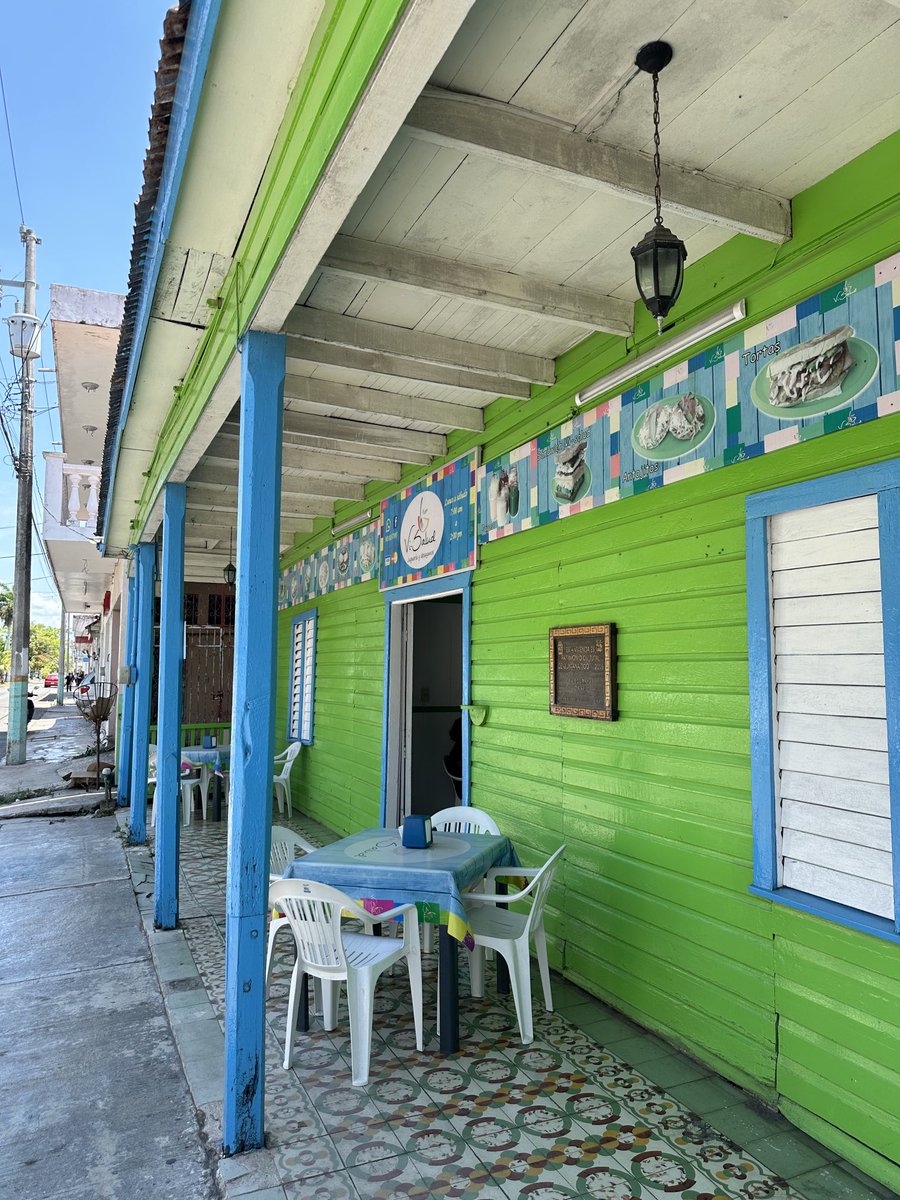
[31, 591, 62, 626]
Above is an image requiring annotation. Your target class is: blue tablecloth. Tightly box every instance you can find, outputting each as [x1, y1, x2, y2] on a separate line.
[180, 746, 230, 774]
[283, 827, 519, 946]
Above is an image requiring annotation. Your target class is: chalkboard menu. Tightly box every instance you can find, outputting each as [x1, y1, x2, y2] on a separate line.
[549, 624, 617, 721]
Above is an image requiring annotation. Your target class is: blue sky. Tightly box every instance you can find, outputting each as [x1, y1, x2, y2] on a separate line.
[0, 1, 171, 626]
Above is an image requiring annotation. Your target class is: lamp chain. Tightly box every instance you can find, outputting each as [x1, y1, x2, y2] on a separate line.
[652, 72, 662, 226]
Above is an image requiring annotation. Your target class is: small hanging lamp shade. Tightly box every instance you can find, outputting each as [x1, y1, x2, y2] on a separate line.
[223, 526, 236, 589]
[630, 41, 688, 333]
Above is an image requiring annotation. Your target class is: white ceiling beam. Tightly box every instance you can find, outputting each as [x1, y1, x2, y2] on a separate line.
[190, 462, 366, 502]
[188, 482, 335, 520]
[223, 414, 444, 464]
[284, 373, 484, 432]
[286, 337, 532, 398]
[186, 488, 318, 527]
[321, 234, 633, 336]
[404, 88, 791, 245]
[207, 433, 404, 482]
[286, 306, 554, 384]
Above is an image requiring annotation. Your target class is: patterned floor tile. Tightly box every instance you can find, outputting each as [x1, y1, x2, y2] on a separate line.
[142, 814, 815, 1200]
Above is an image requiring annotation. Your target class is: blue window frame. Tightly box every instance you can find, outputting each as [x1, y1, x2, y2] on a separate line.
[288, 609, 317, 745]
[746, 461, 900, 945]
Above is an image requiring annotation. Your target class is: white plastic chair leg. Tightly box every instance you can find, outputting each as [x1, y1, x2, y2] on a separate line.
[533, 925, 553, 1012]
[346, 969, 376, 1086]
[422, 923, 432, 954]
[265, 915, 290, 989]
[283, 962, 305, 1068]
[468, 944, 485, 998]
[407, 950, 424, 1052]
[273, 781, 285, 816]
[321, 979, 340, 1031]
[504, 941, 534, 1044]
[200, 766, 210, 820]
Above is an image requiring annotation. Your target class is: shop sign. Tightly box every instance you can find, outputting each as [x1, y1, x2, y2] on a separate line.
[278, 518, 379, 610]
[478, 251, 900, 544]
[379, 451, 478, 591]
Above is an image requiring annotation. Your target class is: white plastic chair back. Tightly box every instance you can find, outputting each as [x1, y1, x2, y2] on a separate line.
[432, 805, 500, 836]
[275, 741, 302, 783]
[270, 879, 357, 982]
[270, 825, 315, 880]
[521, 845, 564, 938]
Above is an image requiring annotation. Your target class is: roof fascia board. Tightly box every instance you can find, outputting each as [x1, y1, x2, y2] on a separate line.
[101, 0, 222, 549]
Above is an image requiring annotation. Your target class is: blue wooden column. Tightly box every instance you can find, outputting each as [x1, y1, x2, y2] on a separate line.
[223, 331, 284, 1155]
[154, 484, 186, 928]
[129, 540, 157, 844]
[117, 570, 138, 806]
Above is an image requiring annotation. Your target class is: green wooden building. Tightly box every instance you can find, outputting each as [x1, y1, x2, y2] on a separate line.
[102, 0, 900, 1175]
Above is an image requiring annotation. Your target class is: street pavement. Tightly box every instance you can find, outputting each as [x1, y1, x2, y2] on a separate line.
[0, 815, 218, 1199]
[0, 681, 59, 762]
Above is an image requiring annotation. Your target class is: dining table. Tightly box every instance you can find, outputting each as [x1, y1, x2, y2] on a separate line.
[282, 825, 520, 1053]
[179, 744, 230, 820]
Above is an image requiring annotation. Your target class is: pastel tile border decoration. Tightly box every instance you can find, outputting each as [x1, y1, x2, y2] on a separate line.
[478, 253, 900, 544]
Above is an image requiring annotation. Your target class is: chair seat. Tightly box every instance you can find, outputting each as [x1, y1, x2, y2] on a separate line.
[341, 931, 405, 970]
[466, 904, 527, 941]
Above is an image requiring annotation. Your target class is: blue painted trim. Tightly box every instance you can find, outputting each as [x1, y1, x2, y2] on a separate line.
[101, 0, 222, 544]
[117, 570, 138, 805]
[287, 609, 317, 745]
[380, 573, 473, 826]
[129, 542, 157, 844]
[745, 460, 900, 521]
[749, 885, 900, 948]
[224, 331, 285, 1155]
[154, 484, 186, 929]
[746, 462, 900, 935]
[746, 513, 778, 891]
[876, 487, 900, 933]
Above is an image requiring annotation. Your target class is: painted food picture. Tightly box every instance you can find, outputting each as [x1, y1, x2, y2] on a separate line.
[358, 538, 376, 573]
[552, 442, 590, 505]
[317, 559, 330, 592]
[750, 325, 878, 419]
[631, 392, 715, 462]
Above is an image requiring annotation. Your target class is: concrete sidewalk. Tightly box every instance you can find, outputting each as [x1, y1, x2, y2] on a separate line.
[0, 814, 220, 1199]
[0, 696, 106, 802]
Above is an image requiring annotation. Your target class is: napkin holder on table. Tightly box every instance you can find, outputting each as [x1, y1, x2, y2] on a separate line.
[402, 814, 433, 849]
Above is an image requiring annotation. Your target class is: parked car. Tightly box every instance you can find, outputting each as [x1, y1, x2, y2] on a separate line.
[44, 671, 59, 689]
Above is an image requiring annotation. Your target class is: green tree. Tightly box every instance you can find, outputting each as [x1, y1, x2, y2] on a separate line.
[0, 582, 12, 631]
[29, 623, 60, 679]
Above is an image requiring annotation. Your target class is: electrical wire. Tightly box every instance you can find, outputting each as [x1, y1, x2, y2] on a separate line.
[0, 60, 25, 224]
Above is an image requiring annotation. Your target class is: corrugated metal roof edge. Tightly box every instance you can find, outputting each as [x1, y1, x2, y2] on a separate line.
[98, 0, 222, 550]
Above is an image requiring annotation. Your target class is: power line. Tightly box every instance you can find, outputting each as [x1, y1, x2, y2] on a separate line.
[0, 60, 25, 224]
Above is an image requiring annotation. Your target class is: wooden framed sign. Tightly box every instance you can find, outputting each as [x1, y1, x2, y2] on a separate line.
[549, 624, 617, 720]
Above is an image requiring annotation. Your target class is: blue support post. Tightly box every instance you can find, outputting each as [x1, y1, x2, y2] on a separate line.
[129, 541, 156, 844]
[117, 570, 138, 806]
[154, 484, 186, 928]
[223, 332, 285, 1155]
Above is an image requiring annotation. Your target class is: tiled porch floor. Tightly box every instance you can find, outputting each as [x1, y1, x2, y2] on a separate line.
[140, 810, 891, 1200]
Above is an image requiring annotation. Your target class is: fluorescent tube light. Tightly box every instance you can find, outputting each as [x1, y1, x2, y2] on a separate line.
[331, 508, 373, 538]
[576, 299, 746, 407]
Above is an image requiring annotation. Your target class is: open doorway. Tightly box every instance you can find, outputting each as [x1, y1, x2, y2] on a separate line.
[383, 583, 468, 828]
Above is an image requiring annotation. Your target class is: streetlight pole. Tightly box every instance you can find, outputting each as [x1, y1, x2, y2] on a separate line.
[6, 225, 40, 764]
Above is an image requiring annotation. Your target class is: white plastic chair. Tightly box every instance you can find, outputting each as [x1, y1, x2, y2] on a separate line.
[273, 742, 302, 817]
[265, 825, 317, 988]
[269, 878, 423, 1086]
[417, 807, 501, 953]
[464, 845, 565, 1044]
[149, 758, 201, 829]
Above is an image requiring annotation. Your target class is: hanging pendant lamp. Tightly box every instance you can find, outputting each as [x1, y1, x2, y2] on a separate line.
[223, 527, 236, 589]
[630, 41, 687, 334]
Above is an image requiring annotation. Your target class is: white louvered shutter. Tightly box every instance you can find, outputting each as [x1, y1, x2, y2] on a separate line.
[300, 617, 315, 743]
[769, 493, 891, 918]
[289, 619, 305, 741]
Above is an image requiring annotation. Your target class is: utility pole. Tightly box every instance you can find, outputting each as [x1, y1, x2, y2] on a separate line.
[6, 226, 40, 764]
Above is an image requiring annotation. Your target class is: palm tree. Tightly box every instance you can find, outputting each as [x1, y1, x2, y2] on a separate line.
[0, 582, 12, 632]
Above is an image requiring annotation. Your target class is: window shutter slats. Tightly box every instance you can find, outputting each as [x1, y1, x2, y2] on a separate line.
[770, 492, 892, 920]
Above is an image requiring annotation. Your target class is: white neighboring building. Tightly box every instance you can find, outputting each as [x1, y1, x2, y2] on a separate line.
[44, 286, 125, 691]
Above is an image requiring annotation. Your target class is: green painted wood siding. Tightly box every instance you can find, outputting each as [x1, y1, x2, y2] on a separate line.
[276, 582, 383, 836]
[276, 132, 900, 1190]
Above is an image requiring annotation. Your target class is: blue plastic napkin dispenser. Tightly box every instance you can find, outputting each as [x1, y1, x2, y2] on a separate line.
[202, 734, 213, 749]
[402, 814, 432, 849]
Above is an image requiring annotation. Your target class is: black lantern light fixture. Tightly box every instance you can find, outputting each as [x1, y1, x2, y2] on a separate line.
[223, 526, 236, 590]
[630, 41, 687, 334]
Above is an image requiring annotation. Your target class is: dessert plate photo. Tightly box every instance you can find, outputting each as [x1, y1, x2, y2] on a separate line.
[630, 392, 715, 462]
[750, 326, 878, 420]
[549, 461, 591, 507]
